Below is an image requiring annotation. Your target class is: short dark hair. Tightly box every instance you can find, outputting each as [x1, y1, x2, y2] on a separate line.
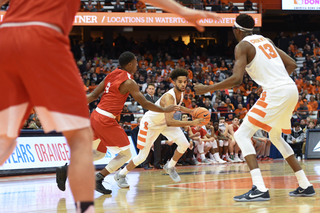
[293, 122, 300, 128]
[147, 83, 155, 89]
[118, 51, 135, 67]
[236, 14, 255, 29]
[219, 117, 225, 120]
[170, 68, 188, 81]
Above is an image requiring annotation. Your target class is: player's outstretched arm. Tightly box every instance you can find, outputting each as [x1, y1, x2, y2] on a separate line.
[86, 78, 106, 103]
[141, 0, 220, 32]
[163, 94, 203, 127]
[121, 79, 179, 113]
[194, 42, 248, 95]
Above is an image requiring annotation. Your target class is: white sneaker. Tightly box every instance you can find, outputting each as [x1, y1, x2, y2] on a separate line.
[217, 158, 227, 164]
[297, 156, 301, 161]
[201, 158, 212, 165]
[163, 161, 181, 182]
[234, 156, 243, 163]
[209, 158, 218, 164]
[114, 169, 129, 188]
[226, 156, 235, 163]
[240, 153, 245, 161]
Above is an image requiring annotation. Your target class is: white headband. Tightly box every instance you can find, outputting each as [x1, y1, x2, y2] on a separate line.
[234, 21, 254, 31]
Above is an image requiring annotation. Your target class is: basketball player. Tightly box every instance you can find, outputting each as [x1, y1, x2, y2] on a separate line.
[114, 68, 204, 184]
[57, 51, 178, 194]
[194, 14, 315, 201]
[0, 0, 97, 212]
[227, 117, 243, 163]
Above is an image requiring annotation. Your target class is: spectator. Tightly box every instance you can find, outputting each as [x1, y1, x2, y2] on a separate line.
[297, 99, 310, 120]
[85, 0, 97, 12]
[96, 1, 104, 12]
[244, 0, 253, 11]
[300, 62, 309, 77]
[114, 0, 125, 12]
[234, 103, 247, 119]
[127, 98, 141, 113]
[165, 55, 175, 68]
[287, 122, 305, 161]
[228, 1, 239, 13]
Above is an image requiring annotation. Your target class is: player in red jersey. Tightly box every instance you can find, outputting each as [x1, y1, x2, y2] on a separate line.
[0, 0, 95, 212]
[57, 51, 178, 194]
[227, 116, 243, 162]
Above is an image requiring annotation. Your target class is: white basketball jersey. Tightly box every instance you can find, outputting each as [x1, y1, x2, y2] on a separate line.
[242, 35, 295, 90]
[144, 88, 183, 127]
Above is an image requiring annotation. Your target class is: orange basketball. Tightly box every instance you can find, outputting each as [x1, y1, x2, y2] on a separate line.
[192, 107, 211, 125]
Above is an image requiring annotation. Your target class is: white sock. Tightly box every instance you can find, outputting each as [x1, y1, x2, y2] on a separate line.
[168, 158, 177, 168]
[200, 154, 206, 160]
[295, 170, 311, 189]
[209, 153, 215, 160]
[213, 153, 221, 161]
[222, 154, 226, 159]
[250, 168, 267, 192]
[119, 167, 129, 176]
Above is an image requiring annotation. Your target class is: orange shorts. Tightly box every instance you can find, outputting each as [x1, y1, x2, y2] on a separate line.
[0, 25, 90, 137]
[90, 110, 130, 153]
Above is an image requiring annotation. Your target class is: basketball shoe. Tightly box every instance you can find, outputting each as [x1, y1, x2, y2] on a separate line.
[289, 185, 315, 197]
[234, 185, 270, 202]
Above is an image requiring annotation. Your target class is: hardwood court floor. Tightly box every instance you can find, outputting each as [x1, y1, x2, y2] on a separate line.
[0, 160, 319, 213]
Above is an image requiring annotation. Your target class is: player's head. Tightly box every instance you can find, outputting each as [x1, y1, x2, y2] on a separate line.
[181, 113, 189, 121]
[146, 83, 155, 96]
[219, 117, 225, 124]
[232, 116, 239, 125]
[232, 14, 254, 42]
[170, 68, 188, 92]
[205, 121, 212, 129]
[119, 51, 137, 74]
[213, 121, 219, 130]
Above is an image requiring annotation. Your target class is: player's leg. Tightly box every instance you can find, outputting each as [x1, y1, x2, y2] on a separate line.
[162, 128, 190, 182]
[118, 128, 161, 181]
[63, 128, 95, 202]
[269, 128, 315, 197]
[233, 123, 270, 202]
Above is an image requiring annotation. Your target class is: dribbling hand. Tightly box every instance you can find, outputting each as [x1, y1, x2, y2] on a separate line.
[193, 118, 205, 126]
[193, 83, 210, 95]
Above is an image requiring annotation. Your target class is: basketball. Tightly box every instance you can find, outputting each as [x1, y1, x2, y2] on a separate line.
[192, 107, 211, 125]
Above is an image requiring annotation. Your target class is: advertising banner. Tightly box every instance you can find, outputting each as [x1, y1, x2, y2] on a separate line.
[0, 12, 262, 27]
[0, 135, 137, 171]
[282, 0, 320, 10]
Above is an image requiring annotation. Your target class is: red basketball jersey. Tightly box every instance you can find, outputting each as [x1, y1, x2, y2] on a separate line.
[191, 127, 207, 138]
[97, 69, 132, 116]
[233, 125, 239, 132]
[2, 0, 79, 35]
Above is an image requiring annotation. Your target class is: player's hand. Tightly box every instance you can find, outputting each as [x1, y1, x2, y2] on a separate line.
[192, 118, 205, 126]
[164, 104, 180, 112]
[166, 140, 174, 146]
[179, 8, 221, 32]
[189, 142, 194, 149]
[193, 83, 210, 95]
[193, 132, 201, 137]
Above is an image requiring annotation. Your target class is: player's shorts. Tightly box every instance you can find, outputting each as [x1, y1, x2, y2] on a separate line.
[243, 83, 298, 134]
[0, 23, 90, 138]
[90, 110, 130, 154]
[137, 116, 189, 150]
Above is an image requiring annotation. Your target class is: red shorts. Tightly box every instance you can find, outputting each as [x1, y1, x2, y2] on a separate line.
[0, 25, 89, 137]
[90, 110, 130, 153]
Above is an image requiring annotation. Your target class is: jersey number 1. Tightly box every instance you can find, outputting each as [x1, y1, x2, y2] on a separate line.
[105, 82, 111, 94]
[258, 44, 278, 59]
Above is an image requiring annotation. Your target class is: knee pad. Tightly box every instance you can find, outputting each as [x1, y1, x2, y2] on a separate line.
[177, 141, 189, 153]
[234, 125, 256, 157]
[105, 148, 132, 173]
[132, 147, 149, 166]
[269, 130, 294, 159]
[93, 149, 106, 161]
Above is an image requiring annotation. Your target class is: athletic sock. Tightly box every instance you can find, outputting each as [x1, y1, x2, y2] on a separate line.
[200, 154, 206, 160]
[119, 167, 129, 176]
[75, 201, 94, 213]
[209, 153, 215, 160]
[213, 153, 221, 161]
[167, 158, 177, 168]
[95, 173, 105, 181]
[250, 168, 267, 192]
[295, 170, 311, 189]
